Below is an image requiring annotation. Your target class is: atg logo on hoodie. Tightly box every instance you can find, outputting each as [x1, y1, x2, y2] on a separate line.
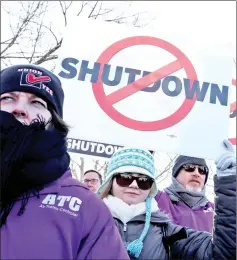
[39, 194, 82, 217]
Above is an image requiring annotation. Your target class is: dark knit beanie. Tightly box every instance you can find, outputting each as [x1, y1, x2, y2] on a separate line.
[0, 64, 64, 117]
[172, 155, 209, 184]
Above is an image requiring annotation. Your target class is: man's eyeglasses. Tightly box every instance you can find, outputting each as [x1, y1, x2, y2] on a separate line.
[115, 173, 154, 190]
[84, 179, 99, 185]
[182, 164, 208, 175]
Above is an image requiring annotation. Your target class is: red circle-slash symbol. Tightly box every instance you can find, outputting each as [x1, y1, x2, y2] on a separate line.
[92, 36, 198, 131]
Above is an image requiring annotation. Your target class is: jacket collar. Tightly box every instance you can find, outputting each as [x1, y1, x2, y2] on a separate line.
[114, 210, 171, 224]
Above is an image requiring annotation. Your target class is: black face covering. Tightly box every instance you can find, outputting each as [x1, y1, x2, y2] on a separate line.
[0, 111, 70, 227]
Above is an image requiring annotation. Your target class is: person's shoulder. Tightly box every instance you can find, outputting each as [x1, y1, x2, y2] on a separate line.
[59, 170, 89, 194]
[59, 170, 108, 212]
[59, 170, 93, 195]
[155, 190, 170, 201]
[54, 171, 114, 240]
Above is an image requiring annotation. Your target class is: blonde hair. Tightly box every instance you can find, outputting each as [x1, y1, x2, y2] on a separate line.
[99, 180, 113, 199]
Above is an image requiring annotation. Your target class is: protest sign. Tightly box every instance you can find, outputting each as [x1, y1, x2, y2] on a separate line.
[56, 18, 233, 160]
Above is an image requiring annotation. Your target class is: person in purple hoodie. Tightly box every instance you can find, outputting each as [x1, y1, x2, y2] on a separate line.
[155, 156, 214, 233]
[0, 64, 129, 260]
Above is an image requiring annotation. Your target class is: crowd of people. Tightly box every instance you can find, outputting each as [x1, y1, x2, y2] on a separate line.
[1, 64, 236, 259]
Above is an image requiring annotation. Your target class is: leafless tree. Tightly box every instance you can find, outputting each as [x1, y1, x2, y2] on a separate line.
[0, 0, 157, 183]
[90, 159, 108, 182]
[70, 158, 85, 181]
[1, 1, 155, 69]
[154, 153, 177, 181]
[93, 159, 108, 174]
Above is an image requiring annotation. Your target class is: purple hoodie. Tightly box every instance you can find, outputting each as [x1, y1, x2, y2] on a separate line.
[155, 191, 214, 233]
[1, 170, 129, 259]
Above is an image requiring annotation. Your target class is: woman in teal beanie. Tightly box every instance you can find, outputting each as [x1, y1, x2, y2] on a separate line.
[97, 143, 236, 260]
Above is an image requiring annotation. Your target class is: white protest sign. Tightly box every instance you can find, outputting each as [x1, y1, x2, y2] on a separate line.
[67, 137, 123, 159]
[55, 18, 233, 160]
[66, 137, 154, 159]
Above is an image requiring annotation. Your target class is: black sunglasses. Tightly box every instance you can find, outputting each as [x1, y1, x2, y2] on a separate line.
[182, 164, 208, 175]
[115, 173, 154, 190]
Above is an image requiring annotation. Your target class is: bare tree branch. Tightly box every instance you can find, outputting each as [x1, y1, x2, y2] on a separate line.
[90, 8, 113, 19]
[2, 59, 10, 67]
[93, 159, 108, 174]
[1, 1, 43, 55]
[59, 1, 67, 26]
[29, 14, 45, 63]
[1, 38, 16, 44]
[15, 38, 29, 61]
[70, 157, 85, 181]
[157, 171, 170, 184]
[30, 21, 60, 45]
[105, 12, 146, 24]
[88, 1, 99, 18]
[40, 55, 58, 63]
[77, 1, 91, 16]
[97, 161, 108, 174]
[59, 1, 74, 26]
[90, 1, 103, 19]
[1, 55, 57, 59]
[33, 39, 63, 65]
[1, 2, 11, 14]
[1, 1, 155, 68]
[93, 159, 100, 170]
[155, 154, 177, 180]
